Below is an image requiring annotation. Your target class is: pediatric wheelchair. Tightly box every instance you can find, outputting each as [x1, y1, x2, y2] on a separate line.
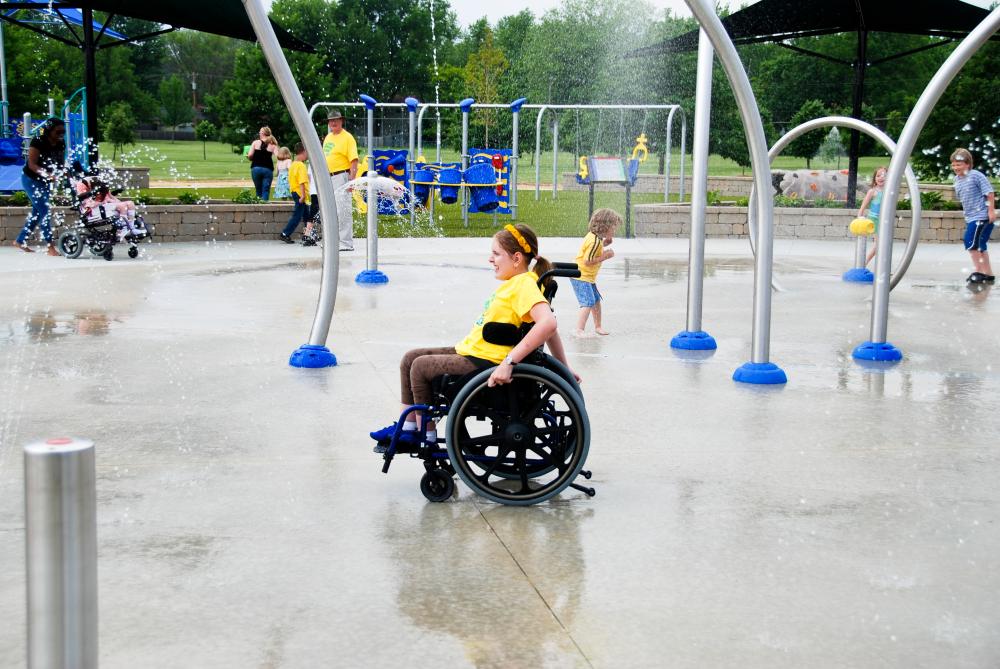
[376, 262, 596, 506]
[56, 170, 152, 261]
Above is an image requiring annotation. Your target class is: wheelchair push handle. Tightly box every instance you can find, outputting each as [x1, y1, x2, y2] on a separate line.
[537, 262, 581, 286]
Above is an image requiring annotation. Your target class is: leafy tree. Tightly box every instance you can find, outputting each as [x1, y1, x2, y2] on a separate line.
[196, 120, 217, 160]
[100, 102, 136, 163]
[785, 99, 828, 167]
[158, 75, 193, 140]
[464, 30, 509, 147]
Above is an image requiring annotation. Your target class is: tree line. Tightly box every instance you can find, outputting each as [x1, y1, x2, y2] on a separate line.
[4, 0, 997, 178]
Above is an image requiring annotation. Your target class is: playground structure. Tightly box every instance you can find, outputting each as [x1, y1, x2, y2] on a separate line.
[244, 1, 1000, 380]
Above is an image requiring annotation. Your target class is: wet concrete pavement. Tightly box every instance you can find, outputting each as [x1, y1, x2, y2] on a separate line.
[1, 238, 999, 668]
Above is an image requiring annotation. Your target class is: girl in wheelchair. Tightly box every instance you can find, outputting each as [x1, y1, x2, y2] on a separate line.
[370, 223, 578, 448]
[75, 175, 147, 240]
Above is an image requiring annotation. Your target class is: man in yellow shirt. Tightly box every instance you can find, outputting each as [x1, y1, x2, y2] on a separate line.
[322, 109, 359, 251]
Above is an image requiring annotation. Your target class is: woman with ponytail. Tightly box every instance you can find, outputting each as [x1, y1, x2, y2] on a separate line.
[370, 223, 578, 448]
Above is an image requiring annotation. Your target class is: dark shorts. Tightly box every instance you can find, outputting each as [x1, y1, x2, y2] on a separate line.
[964, 220, 994, 252]
[571, 279, 602, 307]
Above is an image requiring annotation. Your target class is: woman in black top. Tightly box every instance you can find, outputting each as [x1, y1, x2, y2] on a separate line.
[248, 126, 277, 201]
[14, 117, 65, 255]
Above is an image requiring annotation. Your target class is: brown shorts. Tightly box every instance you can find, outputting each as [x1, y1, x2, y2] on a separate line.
[400, 346, 479, 405]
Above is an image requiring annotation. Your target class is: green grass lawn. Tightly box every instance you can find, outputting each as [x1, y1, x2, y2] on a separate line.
[104, 139, 907, 183]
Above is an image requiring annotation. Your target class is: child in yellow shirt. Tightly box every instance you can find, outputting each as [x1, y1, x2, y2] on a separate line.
[279, 143, 310, 244]
[572, 208, 621, 336]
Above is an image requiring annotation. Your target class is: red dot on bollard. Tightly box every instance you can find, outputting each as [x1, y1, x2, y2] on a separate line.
[46, 438, 73, 445]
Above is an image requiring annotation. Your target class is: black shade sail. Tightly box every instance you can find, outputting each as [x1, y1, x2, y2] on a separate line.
[630, 0, 993, 56]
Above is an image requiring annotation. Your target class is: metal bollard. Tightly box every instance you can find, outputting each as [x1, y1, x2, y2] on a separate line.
[24, 437, 98, 669]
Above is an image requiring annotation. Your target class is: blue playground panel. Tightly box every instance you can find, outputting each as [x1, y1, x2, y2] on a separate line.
[0, 136, 24, 193]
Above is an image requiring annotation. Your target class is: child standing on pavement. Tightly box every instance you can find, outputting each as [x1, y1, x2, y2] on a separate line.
[279, 143, 309, 244]
[273, 146, 292, 200]
[571, 208, 622, 336]
[951, 148, 996, 284]
[856, 166, 886, 268]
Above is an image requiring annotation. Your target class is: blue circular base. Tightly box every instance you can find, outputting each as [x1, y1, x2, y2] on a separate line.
[842, 267, 874, 283]
[355, 269, 389, 284]
[289, 344, 338, 368]
[670, 330, 718, 350]
[732, 361, 787, 385]
[852, 341, 902, 362]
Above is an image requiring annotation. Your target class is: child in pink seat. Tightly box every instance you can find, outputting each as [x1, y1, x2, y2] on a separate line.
[75, 176, 145, 239]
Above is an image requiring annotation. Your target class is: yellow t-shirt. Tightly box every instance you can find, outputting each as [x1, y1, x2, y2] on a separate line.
[323, 130, 359, 173]
[288, 160, 309, 197]
[574, 232, 604, 283]
[455, 272, 547, 364]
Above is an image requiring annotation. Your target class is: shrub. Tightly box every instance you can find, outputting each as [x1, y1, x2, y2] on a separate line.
[176, 191, 201, 205]
[232, 189, 262, 204]
[6, 191, 29, 206]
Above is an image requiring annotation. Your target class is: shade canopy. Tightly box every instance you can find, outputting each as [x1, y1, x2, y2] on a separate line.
[0, 0, 312, 51]
[630, 0, 993, 56]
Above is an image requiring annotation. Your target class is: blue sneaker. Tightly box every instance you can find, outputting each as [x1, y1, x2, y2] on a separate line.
[370, 422, 422, 441]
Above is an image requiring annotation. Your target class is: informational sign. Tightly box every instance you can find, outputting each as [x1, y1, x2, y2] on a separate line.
[587, 156, 627, 183]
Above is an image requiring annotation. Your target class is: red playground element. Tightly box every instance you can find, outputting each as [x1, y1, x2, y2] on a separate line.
[492, 154, 504, 195]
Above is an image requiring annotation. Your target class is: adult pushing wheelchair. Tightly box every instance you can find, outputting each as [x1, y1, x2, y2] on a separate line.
[375, 262, 596, 506]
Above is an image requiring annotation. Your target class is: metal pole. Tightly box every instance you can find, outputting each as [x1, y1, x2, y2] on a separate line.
[684, 0, 784, 383]
[664, 108, 675, 203]
[23, 112, 31, 152]
[0, 22, 8, 133]
[510, 98, 526, 221]
[846, 30, 868, 209]
[366, 97, 377, 272]
[534, 106, 547, 201]
[551, 113, 559, 200]
[48, 98, 55, 117]
[460, 98, 473, 227]
[864, 7, 1000, 356]
[243, 0, 340, 367]
[406, 97, 418, 227]
[854, 235, 867, 269]
[686, 30, 713, 335]
[81, 8, 98, 165]
[25, 437, 98, 669]
[679, 110, 688, 201]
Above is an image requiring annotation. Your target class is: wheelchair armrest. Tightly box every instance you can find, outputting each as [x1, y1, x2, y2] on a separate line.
[483, 322, 521, 346]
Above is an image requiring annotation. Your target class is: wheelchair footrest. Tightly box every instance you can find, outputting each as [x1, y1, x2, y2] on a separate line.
[569, 482, 596, 497]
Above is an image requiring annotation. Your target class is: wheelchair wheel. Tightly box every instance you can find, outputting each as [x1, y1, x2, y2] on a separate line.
[89, 240, 110, 256]
[420, 469, 455, 503]
[57, 230, 84, 259]
[445, 364, 590, 506]
[102, 248, 113, 261]
[127, 246, 139, 259]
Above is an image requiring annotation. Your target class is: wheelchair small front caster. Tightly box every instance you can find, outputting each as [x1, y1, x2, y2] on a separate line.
[127, 246, 138, 259]
[420, 469, 455, 502]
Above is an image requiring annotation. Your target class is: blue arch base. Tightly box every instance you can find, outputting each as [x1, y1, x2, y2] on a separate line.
[670, 330, 718, 350]
[842, 267, 874, 283]
[852, 341, 902, 362]
[290, 344, 338, 368]
[355, 269, 389, 284]
[733, 361, 787, 385]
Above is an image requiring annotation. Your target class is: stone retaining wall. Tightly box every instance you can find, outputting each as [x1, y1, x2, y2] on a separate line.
[560, 172, 957, 200]
[1, 203, 297, 244]
[633, 203, 966, 243]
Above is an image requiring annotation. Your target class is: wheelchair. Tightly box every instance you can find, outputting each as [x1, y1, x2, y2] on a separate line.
[376, 263, 596, 506]
[56, 173, 152, 262]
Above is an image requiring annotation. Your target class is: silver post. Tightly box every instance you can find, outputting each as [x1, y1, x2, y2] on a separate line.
[0, 23, 8, 136]
[664, 107, 675, 203]
[854, 235, 867, 269]
[679, 111, 688, 201]
[406, 97, 417, 227]
[25, 437, 98, 669]
[685, 30, 713, 335]
[867, 7, 1000, 354]
[684, 0, 784, 383]
[460, 98, 472, 228]
[551, 113, 559, 200]
[48, 97, 55, 117]
[534, 106, 547, 201]
[367, 102, 376, 271]
[23, 112, 31, 153]
[510, 98, 526, 221]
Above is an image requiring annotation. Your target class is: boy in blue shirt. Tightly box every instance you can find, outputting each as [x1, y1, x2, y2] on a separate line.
[951, 148, 996, 283]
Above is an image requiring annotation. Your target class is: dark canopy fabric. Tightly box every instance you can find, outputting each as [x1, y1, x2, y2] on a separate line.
[630, 0, 992, 56]
[17, 0, 313, 51]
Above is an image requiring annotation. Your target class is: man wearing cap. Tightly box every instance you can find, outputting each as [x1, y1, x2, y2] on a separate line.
[323, 109, 359, 251]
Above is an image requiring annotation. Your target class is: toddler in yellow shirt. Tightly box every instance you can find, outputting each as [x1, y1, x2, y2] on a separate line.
[571, 208, 622, 336]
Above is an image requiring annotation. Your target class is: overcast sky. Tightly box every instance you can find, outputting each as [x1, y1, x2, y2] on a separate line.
[449, 0, 995, 27]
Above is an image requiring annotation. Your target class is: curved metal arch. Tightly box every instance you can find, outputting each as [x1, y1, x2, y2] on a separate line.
[748, 116, 923, 292]
[868, 7, 1000, 345]
[683, 0, 780, 370]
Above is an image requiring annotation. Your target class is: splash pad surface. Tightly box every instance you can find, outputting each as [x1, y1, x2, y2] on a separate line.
[1, 238, 998, 667]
